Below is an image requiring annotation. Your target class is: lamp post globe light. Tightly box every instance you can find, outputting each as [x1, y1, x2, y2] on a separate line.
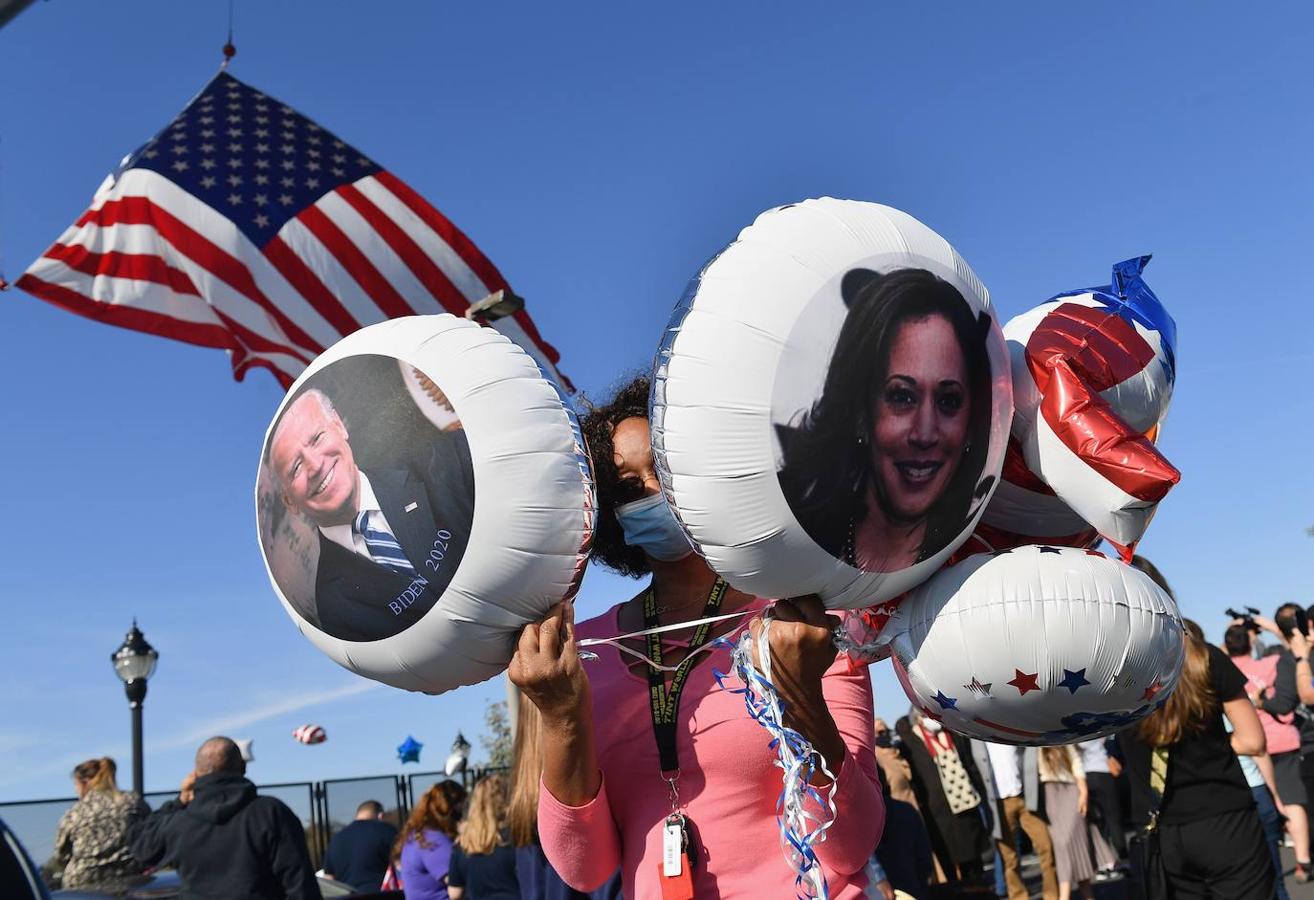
[445, 732, 471, 778]
[111, 620, 158, 796]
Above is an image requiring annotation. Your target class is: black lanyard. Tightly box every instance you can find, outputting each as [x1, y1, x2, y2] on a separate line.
[643, 577, 728, 775]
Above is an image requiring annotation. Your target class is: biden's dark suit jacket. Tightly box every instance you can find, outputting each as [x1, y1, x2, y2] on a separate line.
[314, 433, 475, 642]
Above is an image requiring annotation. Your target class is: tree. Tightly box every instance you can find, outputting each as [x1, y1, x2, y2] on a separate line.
[480, 699, 513, 769]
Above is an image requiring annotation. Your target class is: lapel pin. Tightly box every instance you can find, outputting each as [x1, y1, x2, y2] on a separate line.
[405, 501, 419, 513]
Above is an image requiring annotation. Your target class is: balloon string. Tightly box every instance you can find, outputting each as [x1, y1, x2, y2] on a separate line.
[577, 610, 755, 670]
[579, 609, 754, 646]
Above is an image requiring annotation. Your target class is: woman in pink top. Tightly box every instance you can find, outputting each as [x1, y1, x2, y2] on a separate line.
[1223, 620, 1308, 878]
[508, 377, 884, 899]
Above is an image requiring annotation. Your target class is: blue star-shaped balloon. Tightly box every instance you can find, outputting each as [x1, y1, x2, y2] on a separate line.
[1058, 668, 1091, 695]
[397, 735, 423, 764]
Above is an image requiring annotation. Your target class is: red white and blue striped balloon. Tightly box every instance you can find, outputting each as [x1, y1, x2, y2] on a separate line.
[972, 257, 1178, 556]
[292, 724, 326, 745]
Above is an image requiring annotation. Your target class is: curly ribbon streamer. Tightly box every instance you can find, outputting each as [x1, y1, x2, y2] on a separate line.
[713, 614, 838, 900]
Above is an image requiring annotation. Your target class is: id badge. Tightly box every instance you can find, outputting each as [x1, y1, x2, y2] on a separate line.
[662, 816, 685, 877]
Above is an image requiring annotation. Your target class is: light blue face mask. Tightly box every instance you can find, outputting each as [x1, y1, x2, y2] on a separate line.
[614, 493, 693, 562]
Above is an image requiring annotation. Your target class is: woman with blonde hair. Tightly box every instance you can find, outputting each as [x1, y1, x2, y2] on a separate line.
[509, 696, 621, 899]
[396, 779, 467, 900]
[49, 757, 147, 891]
[448, 773, 519, 899]
[1115, 565, 1273, 899]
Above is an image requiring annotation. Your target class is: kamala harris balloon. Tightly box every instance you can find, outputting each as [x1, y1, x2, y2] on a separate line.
[973, 257, 1179, 557]
[650, 199, 1012, 609]
[886, 544, 1185, 745]
[257, 314, 594, 694]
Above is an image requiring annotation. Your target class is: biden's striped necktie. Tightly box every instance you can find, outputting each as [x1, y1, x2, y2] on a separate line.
[353, 510, 416, 576]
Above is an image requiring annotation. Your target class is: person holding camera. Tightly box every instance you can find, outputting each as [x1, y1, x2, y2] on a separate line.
[1264, 605, 1314, 884]
[1231, 604, 1314, 881]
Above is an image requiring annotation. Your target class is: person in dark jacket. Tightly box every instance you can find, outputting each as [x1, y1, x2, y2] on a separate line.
[896, 709, 990, 886]
[871, 762, 934, 898]
[131, 736, 320, 900]
[322, 800, 397, 893]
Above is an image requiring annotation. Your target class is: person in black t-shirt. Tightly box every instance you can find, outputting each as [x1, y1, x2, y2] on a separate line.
[1116, 609, 1273, 899]
[322, 799, 398, 893]
[448, 774, 519, 900]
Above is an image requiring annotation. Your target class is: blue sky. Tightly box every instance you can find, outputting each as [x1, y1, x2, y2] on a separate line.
[1, 1, 1312, 802]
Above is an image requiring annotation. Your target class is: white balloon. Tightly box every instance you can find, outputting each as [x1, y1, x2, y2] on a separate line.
[236, 738, 255, 762]
[257, 315, 594, 694]
[444, 751, 467, 777]
[886, 545, 1184, 745]
[652, 198, 1012, 609]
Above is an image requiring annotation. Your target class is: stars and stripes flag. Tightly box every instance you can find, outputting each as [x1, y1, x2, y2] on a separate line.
[16, 71, 567, 389]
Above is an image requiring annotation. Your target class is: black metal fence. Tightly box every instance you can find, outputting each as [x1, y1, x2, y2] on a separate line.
[0, 767, 503, 870]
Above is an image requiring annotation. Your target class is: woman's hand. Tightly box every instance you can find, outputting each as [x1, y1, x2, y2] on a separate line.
[508, 602, 602, 807]
[752, 596, 842, 686]
[508, 602, 589, 725]
[749, 596, 846, 779]
[1077, 782, 1089, 817]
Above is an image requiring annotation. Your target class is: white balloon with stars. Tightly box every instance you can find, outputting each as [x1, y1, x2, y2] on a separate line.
[886, 544, 1184, 745]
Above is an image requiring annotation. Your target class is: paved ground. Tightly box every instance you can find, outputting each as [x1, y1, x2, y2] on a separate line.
[997, 844, 1314, 898]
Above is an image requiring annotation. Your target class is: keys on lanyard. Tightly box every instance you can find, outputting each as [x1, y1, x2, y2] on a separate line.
[659, 811, 698, 900]
[662, 813, 686, 877]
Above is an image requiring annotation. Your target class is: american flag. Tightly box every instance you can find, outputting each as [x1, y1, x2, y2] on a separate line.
[16, 71, 567, 389]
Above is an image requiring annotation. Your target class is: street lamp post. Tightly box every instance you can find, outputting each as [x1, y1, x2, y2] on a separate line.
[111, 621, 158, 796]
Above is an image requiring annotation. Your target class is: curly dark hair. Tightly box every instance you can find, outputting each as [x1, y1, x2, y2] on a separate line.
[776, 267, 995, 566]
[579, 375, 654, 578]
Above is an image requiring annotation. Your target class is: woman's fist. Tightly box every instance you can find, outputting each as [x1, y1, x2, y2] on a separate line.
[508, 602, 591, 725]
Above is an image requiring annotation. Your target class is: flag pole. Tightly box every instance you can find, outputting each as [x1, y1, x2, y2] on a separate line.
[220, 0, 236, 70]
[0, 134, 7, 290]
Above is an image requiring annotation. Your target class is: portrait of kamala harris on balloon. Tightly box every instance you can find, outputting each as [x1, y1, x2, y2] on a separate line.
[259, 353, 476, 643]
[776, 267, 996, 574]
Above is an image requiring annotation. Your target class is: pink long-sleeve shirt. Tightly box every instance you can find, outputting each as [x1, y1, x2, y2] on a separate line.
[539, 599, 884, 899]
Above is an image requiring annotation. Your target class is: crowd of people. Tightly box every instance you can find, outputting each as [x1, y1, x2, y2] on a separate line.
[36, 380, 1313, 899]
[861, 569, 1314, 900]
[40, 711, 623, 899]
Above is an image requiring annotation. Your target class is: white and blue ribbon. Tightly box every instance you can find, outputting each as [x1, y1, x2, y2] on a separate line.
[713, 614, 838, 900]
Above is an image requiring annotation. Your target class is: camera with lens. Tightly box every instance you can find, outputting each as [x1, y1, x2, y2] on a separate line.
[1226, 607, 1261, 633]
